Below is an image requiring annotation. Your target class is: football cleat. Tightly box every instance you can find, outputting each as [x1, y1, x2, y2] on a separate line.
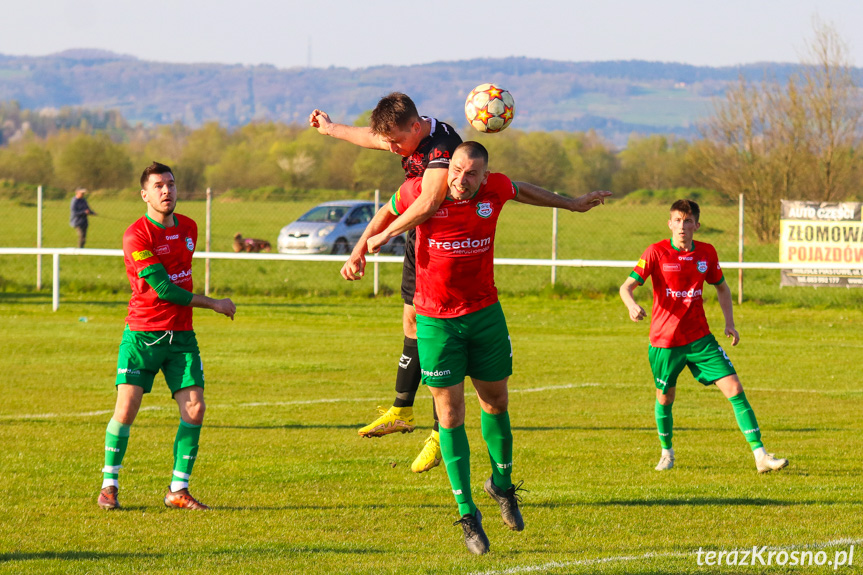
[164, 487, 210, 510]
[655, 453, 675, 471]
[453, 508, 490, 555]
[484, 477, 525, 531]
[97, 486, 121, 510]
[756, 453, 789, 474]
[411, 431, 442, 473]
[358, 406, 415, 437]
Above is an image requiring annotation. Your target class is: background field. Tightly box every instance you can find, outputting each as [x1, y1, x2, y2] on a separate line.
[1, 291, 862, 574]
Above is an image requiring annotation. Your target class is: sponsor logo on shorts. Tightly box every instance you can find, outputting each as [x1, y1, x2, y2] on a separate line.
[656, 377, 669, 388]
[662, 263, 681, 272]
[697, 260, 708, 273]
[665, 288, 702, 299]
[398, 354, 412, 369]
[166, 234, 179, 240]
[422, 368, 452, 377]
[476, 202, 493, 218]
[185, 237, 194, 251]
[132, 250, 154, 261]
[117, 368, 141, 375]
[156, 245, 170, 255]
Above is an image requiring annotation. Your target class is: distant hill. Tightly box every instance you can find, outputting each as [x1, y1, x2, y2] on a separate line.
[0, 51, 841, 145]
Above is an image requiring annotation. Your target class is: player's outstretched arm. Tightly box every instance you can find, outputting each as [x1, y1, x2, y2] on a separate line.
[619, 277, 647, 322]
[308, 109, 388, 150]
[367, 168, 448, 253]
[190, 294, 236, 320]
[513, 181, 611, 212]
[714, 280, 739, 346]
[341, 203, 398, 279]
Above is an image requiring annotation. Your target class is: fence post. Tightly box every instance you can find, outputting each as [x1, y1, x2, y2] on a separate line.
[551, 207, 558, 286]
[738, 193, 744, 305]
[205, 187, 212, 296]
[37, 185, 43, 291]
[52, 253, 60, 311]
[374, 188, 380, 296]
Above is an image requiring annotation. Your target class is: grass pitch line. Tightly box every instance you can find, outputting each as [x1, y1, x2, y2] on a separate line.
[469, 537, 863, 575]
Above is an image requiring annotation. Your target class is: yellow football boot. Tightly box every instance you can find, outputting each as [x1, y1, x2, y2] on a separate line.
[411, 430, 442, 473]
[358, 406, 415, 437]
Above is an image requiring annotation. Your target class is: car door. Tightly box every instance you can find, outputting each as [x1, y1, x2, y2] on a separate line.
[344, 205, 374, 246]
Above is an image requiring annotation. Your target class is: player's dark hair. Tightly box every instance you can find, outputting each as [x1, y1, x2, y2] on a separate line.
[140, 162, 173, 188]
[455, 141, 489, 166]
[670, 199, 700, 222]
[370, 92, 420, 135]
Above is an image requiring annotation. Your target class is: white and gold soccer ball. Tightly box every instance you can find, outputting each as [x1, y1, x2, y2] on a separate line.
[464, 83, 515, 133]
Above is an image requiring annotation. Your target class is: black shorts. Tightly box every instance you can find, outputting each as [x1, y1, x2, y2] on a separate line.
[401, 229, 416, 305]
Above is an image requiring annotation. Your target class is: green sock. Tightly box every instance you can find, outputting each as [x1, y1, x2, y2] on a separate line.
[655, 400, 673, 450]
[103, 418, 130, 487]
[438, 423, 475, 517]
[728, 392, 763, 450]
[172, 419, 202, 489]
[481, 410, 513, 491]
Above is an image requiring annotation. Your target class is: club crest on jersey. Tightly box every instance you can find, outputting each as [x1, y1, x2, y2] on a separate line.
[185, 237, 194, 251]
[697, 260, 708, 273]
[476, 202, 493, 218]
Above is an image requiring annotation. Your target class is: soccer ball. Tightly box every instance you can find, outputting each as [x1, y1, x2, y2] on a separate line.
[465, 83, 515, 133]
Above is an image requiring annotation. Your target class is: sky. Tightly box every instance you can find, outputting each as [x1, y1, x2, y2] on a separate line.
[2, 0, 862, 70]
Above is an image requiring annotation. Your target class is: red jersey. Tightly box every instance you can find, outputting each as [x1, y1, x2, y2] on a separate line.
[123, 214, 197, 331]
[630, 239, 725, 348]
[392, 173, 517, 318]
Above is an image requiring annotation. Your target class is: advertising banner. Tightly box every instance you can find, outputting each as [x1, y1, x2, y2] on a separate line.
[780, 200, 863, 287]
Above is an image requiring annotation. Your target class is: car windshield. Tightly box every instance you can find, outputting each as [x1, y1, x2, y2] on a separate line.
[298, 206, 349, 223]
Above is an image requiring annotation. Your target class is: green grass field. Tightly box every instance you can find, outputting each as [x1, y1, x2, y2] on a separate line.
[1, 291, 862, 574]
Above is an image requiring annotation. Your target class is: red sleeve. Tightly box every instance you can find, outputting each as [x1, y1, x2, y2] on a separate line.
[706, 244, 724, 285]
[392, 177, 423, 215]
[123, 224, 162, 278]
[630, 245, 655, 284]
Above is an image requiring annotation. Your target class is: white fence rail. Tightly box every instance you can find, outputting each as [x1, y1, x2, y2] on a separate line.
[2, 247, 858, 311]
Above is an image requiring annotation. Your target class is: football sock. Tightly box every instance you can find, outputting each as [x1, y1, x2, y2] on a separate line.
[102, 418, 130, 489]
[481, 410, 513, 491]
[393, 337, 421, 408]
[654, 400, 674, 450]
[728, 392, 764, 451]
[439, 423, 476, 516]
[171, 419, 202, 492]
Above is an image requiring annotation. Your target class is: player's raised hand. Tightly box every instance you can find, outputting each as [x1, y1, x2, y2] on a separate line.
[340, 253, 366, 281]
[572, 190, 612, 212]
[213, 298, 236, 320]
[725, 326, 740, 346]
[309, 109, 332, 135]
[628, 303, 646, 322]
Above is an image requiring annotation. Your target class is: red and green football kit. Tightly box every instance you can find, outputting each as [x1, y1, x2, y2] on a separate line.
[123, 214, 197, 331]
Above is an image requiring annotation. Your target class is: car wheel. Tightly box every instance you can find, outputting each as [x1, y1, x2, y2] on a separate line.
[390, 236, 406, 256]
[332, 238, 350, 255]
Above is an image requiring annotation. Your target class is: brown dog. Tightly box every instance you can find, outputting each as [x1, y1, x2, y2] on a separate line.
[233, 233, 271, 253]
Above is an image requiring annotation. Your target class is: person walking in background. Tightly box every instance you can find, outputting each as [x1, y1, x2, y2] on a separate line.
[70, 187, 96, 248]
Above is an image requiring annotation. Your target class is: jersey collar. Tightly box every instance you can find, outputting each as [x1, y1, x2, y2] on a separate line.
[146, 214, 178, 229]
[669, 237, 694, 252]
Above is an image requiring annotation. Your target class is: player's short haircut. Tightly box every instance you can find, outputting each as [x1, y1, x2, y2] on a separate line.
[370, 92, 420, 135]
[454, 141, 489, 167]
[670, 199, 700, 222]
[140, 162, 174, 189]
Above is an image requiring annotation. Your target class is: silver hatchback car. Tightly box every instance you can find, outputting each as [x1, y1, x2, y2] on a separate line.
[277, 200, 406, 255]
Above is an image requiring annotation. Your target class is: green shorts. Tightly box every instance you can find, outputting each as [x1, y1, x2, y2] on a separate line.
[416, 302, 513, 388]
[115, 326, 205, 395]
[648, 333, 736, 393]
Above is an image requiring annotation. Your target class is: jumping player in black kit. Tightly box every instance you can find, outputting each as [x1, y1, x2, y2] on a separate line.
[310, 93, 462, 472]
